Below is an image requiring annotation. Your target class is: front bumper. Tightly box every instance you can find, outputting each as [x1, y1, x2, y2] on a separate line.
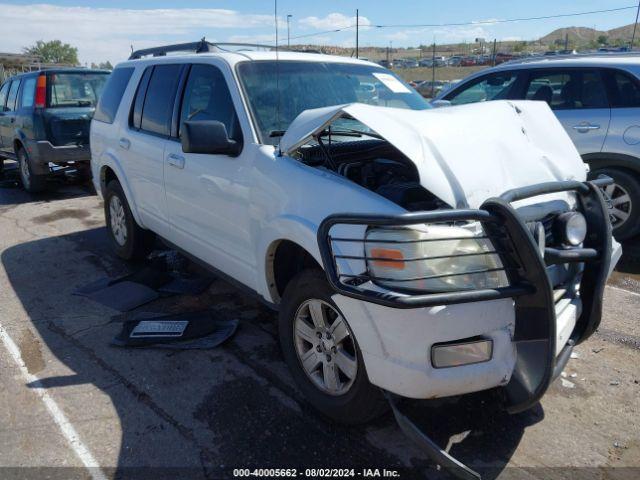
[318, 179, 615, 412]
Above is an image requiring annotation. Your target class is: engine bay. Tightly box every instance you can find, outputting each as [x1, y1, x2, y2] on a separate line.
[297, 139, 448, 211]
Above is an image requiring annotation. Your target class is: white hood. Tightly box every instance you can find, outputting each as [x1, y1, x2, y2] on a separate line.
[280, 101, 587, 208]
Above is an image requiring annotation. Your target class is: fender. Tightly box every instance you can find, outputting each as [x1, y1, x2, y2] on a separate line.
[255, 214, 322, 304]
[98, 150, 146, 228]
[582, 152, 640, 176]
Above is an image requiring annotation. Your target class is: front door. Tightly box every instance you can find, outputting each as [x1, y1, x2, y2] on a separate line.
[522, 69, 611, 155]
[163, 63, 255, 289]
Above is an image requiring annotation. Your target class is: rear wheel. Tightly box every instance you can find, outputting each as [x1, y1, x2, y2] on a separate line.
[104, 179, 155, 260]
[17, 147, 46, 193]
[592, 168, 640, 240]
[278, 269, 387, 424]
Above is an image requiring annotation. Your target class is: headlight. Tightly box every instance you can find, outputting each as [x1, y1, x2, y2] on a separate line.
[365, 225, 509, 293]
[555, 212, 587, 246]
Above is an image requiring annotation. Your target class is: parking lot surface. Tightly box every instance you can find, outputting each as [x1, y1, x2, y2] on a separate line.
[0, 169, 638, 480]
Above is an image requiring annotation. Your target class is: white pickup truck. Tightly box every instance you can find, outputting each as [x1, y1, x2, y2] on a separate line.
[90, 42, 621, 436]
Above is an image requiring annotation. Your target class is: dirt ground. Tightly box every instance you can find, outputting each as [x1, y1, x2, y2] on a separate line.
[0, 166, 638, 480]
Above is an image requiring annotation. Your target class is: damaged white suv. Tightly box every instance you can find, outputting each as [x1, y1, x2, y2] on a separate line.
[91, 42, 621, 436]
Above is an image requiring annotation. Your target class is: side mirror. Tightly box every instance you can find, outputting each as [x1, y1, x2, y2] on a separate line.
[181, 120, 241, 156]
[430, 99, 452, 108]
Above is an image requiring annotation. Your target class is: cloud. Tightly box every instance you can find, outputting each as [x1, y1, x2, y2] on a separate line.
[0, 3, 279, 64]
[298, 13, 371, 31]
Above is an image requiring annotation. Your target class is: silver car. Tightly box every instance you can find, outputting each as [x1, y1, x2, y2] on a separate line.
[437, 54, 640, 240]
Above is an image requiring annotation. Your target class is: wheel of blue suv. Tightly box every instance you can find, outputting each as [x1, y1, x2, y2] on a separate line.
[278, 269, 388, 424]
[17, 147, 46, 193]
[592, 167, 640, 241]
[104, 179, 156, 261]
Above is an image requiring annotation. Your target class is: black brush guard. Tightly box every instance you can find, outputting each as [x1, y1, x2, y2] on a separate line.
[317, 179, 612, 480]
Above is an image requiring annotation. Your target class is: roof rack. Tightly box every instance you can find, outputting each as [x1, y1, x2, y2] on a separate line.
[129, 38, 290, 60]
[502, 50, 640, 66]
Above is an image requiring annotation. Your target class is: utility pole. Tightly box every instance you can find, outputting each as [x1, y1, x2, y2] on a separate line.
[631, 0, 640, 50]
[564, 33, 569, 51]
[356, 9, 359, 59]
[492, 38, 497, 66]
[431, 40, 436, 98]
[287, 14, 292, 47]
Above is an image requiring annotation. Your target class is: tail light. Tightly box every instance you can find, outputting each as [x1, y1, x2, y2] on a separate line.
[35, 74, 47, 108]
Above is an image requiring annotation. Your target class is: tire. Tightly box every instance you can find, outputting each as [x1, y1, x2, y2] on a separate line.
[592, 168, 640, 241]
[17, 147, 46, 193]
[104, 179, 155, 261]
[278, 269, 387, 424]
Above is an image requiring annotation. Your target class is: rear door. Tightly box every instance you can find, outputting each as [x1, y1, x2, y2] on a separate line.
[121, 63, 184, 235]
[522, 69, 610, 154]
[601, 68, 640, 154]
[0, 79, 20, 154]
[0, 80, 10, 152]
[43, 71, 109, 146]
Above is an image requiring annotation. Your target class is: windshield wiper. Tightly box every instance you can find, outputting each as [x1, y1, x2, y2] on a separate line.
[318, 128, 383, 140]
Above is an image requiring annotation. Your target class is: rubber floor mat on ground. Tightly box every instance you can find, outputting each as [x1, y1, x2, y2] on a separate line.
[112, 311, 238, 349]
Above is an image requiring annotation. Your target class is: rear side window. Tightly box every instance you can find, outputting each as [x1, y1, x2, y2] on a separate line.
[94, 67, 134, 124]
[48, 72, 109, 108]
[607, 70, 640, 108]
[524, 70, 608, 110]
[0, 82, 9, 111]
[6, 80, 20, 112]
[20, 77, 36, 108]
[446, 72, 518, 105]
[137, 64, 182, 136]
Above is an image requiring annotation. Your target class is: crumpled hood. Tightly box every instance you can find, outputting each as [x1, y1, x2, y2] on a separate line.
[280, 101, 586, 208]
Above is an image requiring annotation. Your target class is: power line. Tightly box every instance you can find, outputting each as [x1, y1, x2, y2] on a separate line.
[288, 4, 637, 42]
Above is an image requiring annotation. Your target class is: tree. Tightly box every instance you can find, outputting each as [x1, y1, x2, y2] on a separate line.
[24, 40, 79, 65]
[597, 35, 608, 45]
[91, 61, 113, 70]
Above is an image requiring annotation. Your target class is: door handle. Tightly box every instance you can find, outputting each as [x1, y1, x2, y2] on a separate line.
[119, 137, 130, 150]
[167, 153, 185, 169]
[572, 123, 600, 132]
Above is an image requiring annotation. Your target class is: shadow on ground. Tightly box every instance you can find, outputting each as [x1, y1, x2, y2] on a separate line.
[1, 226, 541, 479]
[0, 160, 95, 207]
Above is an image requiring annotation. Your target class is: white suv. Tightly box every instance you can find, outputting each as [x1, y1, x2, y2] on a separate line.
[91, 41, 620, 427]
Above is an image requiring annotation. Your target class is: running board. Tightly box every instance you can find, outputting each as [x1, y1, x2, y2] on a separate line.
[385, 393, 481, 480]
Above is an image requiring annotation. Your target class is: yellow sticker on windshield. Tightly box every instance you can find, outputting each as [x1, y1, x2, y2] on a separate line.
[373, 73, 411, 93]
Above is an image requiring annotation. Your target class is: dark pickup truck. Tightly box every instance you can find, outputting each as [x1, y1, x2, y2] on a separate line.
[0, 68, 110, 192]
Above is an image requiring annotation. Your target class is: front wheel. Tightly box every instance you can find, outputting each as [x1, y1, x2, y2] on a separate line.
[278, 269, 387, 424]
[104, 179, 155, 261]
[593, 168, 640, 240]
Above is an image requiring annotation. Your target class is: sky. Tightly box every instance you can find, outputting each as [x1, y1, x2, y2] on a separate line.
[0, 1, 638, 65]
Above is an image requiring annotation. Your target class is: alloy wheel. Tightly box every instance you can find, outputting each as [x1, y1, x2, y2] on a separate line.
[293, 299, 358, 396]
[109, 195, 128, 246]
[602, 182, 632, 230]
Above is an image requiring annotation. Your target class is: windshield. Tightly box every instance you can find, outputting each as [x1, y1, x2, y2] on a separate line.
[48, 72, 109, 108]
[237, 61, 430, 145]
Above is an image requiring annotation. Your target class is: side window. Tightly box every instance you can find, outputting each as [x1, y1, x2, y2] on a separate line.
[139, 64, 182, 136]
[0, 82, 9, 111]
[94, 67, 134, 124]
[20, 77, 36, 109]
[447, 72, 518, 105]
[525, 70, 608, 110]
[608, 71, 640, 108]
[6, 80, 21, 112]
[179, 64, 240, 140]
[131, 67, 152, 130]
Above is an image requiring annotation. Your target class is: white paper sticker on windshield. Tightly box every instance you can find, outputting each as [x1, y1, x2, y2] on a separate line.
[373, 73, 412, 93]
